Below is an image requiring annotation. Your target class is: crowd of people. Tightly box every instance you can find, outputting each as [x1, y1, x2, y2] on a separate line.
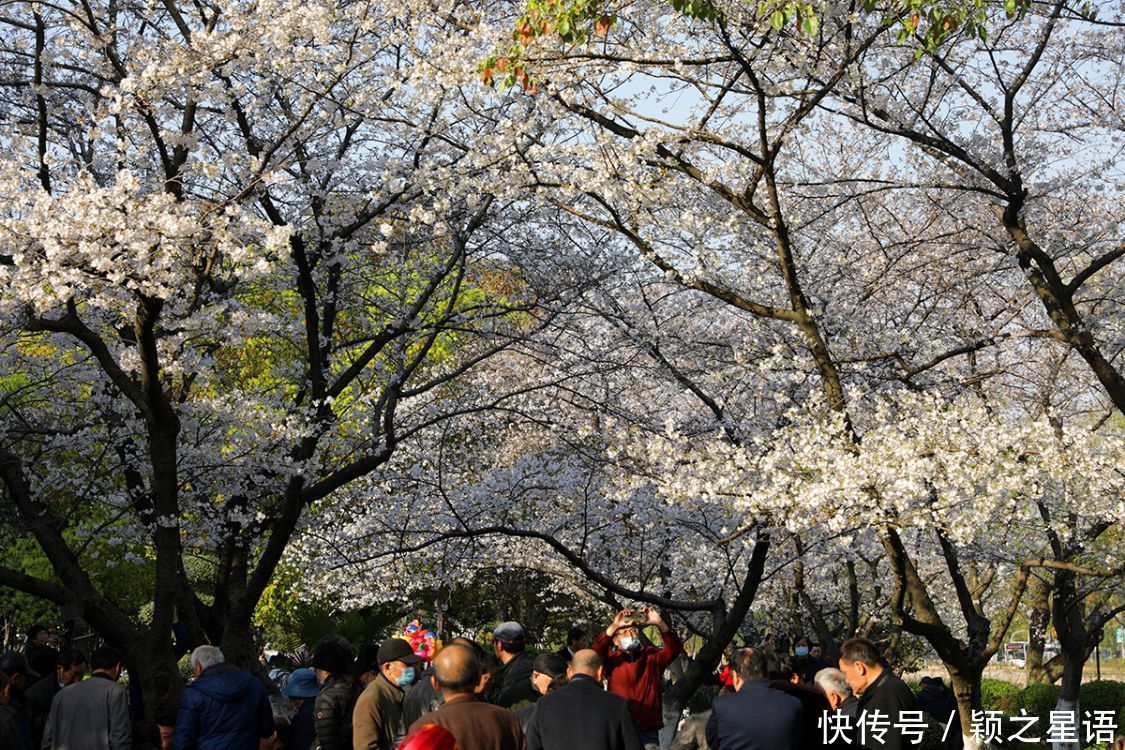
[2, 610, 1113, 750]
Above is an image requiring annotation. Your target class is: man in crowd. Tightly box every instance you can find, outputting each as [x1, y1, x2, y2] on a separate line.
[0, 670, 32, 750]
[313, 639, 361, 750]
[27, 647, 87, 746]
[555, 628, 587, 662]
[352, 638, 423, 750]
[526, 649, 641, 750]
[352, 645, 381, 688]
[490, 622, 537, 709]
[837, 638, 919, 750]
[915, 676, 961, 750]
[705, 647, 803, 750]
[592, 608, 682, 749]
[43, 646, 131, 750]
[0, 651, 37, 746]
[173, 644, 274, 750]
[23, 625, 59, 679]
[515, 653, 568, 730]
[769, 653, 829, 749]
[409, 643, 522, 750]
[814, 668, 858, 719]
[813, 667, 859, 749]
[402, 637, 482, 728]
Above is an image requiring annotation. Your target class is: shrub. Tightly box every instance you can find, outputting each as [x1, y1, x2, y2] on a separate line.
[1012, 682, 1061, 730]
[982, 678, 1021, 713]
[1079, 680, 1125, 727]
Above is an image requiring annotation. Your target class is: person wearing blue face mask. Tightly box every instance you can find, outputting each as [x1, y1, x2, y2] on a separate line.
[352, 638, 423, 750]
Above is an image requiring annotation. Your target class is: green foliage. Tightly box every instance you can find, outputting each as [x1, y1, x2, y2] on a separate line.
[262, 594, 406, 655]
[1011, 682, 1061, 727]
[1078, 681, 1125, 727]
[498, 0, 1038, 78]
[670, 0, 722, 22]
[981, 677, 1021, 713]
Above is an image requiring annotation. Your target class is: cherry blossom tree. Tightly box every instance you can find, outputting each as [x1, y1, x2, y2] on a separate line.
[0, 0, 578, 716]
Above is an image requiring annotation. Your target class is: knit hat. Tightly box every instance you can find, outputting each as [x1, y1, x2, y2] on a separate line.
[312, 641, 353, 675]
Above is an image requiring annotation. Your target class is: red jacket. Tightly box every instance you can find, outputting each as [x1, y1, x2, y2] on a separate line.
[592, 628, 683, 731]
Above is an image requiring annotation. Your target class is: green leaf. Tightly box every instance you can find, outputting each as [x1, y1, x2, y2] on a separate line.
[771, 9, 785, 29]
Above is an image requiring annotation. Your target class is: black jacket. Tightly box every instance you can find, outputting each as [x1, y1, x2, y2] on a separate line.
[772, 680, 831, 749]
[25, 674, 60, 747]
[525, 674, 642, 750]
[856, 670, 920, 750]
[0, 703, 31, 750]
[492, 652, 537, 709]
[915, 682, 962, 750]
[313, 674, 360, 750]
[705, 678, 803, 750]
[401, 669, 440, 728]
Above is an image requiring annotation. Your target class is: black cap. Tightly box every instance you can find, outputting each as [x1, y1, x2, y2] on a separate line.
[531, 653, 567, 679]
[377, 639, 423, 666]
[312, 641, 353, 675]
[0, 651, 39, 679]
[350, 645, 380, 676]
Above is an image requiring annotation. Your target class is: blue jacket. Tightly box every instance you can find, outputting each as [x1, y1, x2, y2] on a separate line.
[174, 663, 275, 750]
[705, 678, 803, 750]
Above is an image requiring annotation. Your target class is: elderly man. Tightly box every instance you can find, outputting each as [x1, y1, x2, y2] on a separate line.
[409, 643, 522, 750]
[352, 638, 423, 750]
[42, 646, 131, 750]
[592, 608, 682, 749]
[173, 645, 274, 750]
[814, 667, 859, 749]
[526, 650, 641, 750]
[837, 638, 918, 750]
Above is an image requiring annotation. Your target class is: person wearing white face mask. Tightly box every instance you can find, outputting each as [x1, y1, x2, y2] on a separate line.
[592, 608, 682, 750]
[352, 639, 423, 750]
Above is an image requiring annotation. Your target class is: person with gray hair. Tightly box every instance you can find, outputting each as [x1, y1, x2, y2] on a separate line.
[173, 645, 274, 750]
[813, 668, 858, 719]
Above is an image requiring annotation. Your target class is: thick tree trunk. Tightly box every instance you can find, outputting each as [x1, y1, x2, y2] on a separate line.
[1052, 653, 1084, 750]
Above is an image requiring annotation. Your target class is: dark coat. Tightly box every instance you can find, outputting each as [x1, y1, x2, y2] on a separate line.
[705, 678, 803, 750]
[25, 644, 58, 681]
[312, 674, 360, 750]
[915, 682, 962, 750]
[493, 652, 537, 709]
[287, 701, 315, 750]
[856, 670, 920, 750]
[173, 663, 274, 750]
[24, 673, 59, 747]
[409, 694, 523, 750]
[401, 669, 440, 728]
[0, 703, 31, 750]
[525, 674, 642, 750]
[771, 680, 831, 749]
